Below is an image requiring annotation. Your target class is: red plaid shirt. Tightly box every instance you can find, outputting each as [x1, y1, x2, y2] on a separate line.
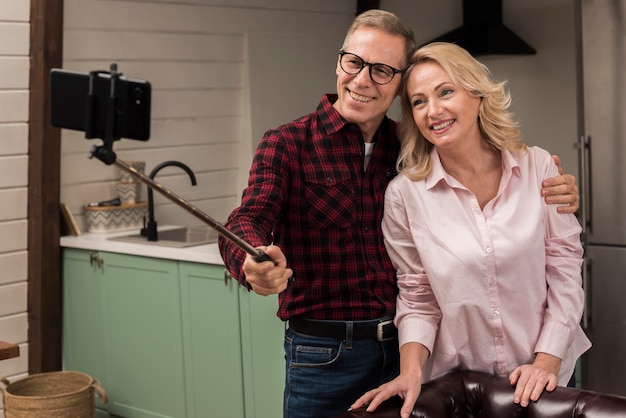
[219, 94, 400, 321]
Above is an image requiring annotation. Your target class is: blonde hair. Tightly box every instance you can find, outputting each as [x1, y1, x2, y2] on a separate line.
[397, 42, 527, 180]
[343, 9, 417, 68]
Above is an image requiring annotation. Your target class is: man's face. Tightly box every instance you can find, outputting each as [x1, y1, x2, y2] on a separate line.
[333, 27, 406, 138]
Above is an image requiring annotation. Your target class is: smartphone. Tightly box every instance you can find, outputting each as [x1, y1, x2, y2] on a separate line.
[50, 68, 151, 141]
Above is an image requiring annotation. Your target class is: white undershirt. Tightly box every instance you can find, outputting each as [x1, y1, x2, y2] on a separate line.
[364, 141, 375, 171]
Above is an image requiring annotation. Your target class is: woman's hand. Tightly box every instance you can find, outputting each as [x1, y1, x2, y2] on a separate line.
[509, 352, 562, 407]
[349, 373, 422, 418]
[350, 342, 428, 418]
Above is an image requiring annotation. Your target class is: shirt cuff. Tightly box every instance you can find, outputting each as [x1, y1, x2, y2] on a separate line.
[397, 316, 438, 353]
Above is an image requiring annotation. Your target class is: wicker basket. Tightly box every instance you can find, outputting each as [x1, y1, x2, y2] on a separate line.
[1, 371, 107, 418]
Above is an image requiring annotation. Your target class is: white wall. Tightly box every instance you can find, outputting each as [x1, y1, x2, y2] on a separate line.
[0, 0, 31, 414]
[385, 0, 580, 175]
[60, 0, 354, 232]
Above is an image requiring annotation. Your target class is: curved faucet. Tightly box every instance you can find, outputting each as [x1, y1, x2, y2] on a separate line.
[140, 160, 197, 241]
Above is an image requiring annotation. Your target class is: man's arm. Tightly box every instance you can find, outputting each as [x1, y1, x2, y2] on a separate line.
[219, 131, 291, 291]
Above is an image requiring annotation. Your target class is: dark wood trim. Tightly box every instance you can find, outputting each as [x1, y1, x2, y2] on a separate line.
[0, 341, 20, 361]
[357, 0, 380, 15]
[28, 0, 64, 373]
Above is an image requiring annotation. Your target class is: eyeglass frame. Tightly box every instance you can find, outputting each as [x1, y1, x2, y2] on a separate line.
[338, 50, 404, 85]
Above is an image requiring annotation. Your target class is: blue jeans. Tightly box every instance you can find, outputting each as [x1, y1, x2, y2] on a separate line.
[567, 368, 577, 388]
[283, 325, 400, 418]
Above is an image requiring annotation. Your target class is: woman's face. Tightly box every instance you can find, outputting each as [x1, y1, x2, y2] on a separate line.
[405, 61, 481, 150]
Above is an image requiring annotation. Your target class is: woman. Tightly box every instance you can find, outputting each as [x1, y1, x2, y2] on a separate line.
[350, 42, 591, 418]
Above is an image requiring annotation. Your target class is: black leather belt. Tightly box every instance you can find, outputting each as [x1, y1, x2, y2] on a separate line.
[288, 317, 397, 342]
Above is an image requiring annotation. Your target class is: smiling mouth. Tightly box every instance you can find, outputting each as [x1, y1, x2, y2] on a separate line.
[349, 90, 374, 103]
[431, 120, 454, 131]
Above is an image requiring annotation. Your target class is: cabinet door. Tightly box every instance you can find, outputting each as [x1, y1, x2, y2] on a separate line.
[63, 248, 109, 411]
[239, 289, 285, 418]
[100, 252, 186, 418]
[179, 262, 245, 418]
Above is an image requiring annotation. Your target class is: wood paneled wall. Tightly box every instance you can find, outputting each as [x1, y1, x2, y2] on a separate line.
[0, 0, 32, 413]
[60, 0, 354, 232]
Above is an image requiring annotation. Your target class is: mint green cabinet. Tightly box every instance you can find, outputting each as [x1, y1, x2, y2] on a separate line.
[63, 249, 186, 418]
[63, 249, 109, 411]
[178, 262, 245, 418]
[62, 248, 284, 418]
[239, 289, 284, 418]
[101, 253, 186, 418]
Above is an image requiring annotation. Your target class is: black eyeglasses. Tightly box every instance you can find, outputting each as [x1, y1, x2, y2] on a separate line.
[338, 50, 403, 85]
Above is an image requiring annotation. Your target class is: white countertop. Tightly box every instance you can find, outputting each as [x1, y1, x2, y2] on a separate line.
[60, 226, 224, 265]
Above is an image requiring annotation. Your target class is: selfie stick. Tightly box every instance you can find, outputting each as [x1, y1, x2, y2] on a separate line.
[112, 158, 271, 264]
[91, 149, 272, 264]
[85, 65, 272, 264]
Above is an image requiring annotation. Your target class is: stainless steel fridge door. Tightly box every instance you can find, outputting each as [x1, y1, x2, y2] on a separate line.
[581, 245, 626, 396]
[581, 0, 626, 245]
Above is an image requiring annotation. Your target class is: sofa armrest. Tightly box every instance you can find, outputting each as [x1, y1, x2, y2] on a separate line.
[334, 370, 626, 418]
[334, 371, 467, 418]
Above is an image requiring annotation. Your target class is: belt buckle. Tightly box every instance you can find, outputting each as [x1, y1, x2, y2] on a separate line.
[377, 319, 394, 342]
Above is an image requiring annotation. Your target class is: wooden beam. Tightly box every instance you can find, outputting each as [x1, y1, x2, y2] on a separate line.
[357, 0, 380, 15]
[28, 0, 64, 373]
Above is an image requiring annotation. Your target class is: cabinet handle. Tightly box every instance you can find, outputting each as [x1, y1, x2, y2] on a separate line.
[89, 251, 97, 267]
[223, 269, 231, 287]
[582, 257, 591, 329]
[576, 135, 592, 235]
[89, 251, 104, 270]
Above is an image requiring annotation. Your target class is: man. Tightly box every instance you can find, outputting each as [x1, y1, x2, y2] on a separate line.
[218, 9, 579, 418]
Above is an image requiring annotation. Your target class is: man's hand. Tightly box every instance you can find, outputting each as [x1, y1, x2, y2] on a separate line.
[242, 245, 292, 296]
[509, 352, 561, 407]
[542, 155, 580, 214]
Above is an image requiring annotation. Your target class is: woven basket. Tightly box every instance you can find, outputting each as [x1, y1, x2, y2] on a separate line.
[1, 371, 107, 418]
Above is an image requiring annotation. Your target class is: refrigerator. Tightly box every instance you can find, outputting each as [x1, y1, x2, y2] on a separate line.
[577, 0, 626, 397]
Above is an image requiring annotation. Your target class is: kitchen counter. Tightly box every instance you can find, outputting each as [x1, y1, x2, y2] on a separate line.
[60, 226, 224, 265]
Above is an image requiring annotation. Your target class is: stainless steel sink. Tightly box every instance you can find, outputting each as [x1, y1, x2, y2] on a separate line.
[108, 226, 219, 248]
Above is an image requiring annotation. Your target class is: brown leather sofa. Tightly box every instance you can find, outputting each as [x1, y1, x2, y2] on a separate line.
[334, 369, 626, 418]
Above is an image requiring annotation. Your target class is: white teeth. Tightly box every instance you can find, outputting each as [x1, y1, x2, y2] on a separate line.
[350, 91, 373, 103]
[432, 120, 453, 130]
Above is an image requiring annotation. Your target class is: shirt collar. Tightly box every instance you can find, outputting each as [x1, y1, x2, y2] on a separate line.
[318, 94, 349, 135]
[319, 94, 395, 142]
[425, 147, 521, 190]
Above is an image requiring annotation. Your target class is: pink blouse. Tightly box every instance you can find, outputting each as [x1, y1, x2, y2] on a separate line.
[382, 146, 591, 384]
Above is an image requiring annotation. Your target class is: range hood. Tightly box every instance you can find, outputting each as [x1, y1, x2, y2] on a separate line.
[427, 0, 537, 56]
